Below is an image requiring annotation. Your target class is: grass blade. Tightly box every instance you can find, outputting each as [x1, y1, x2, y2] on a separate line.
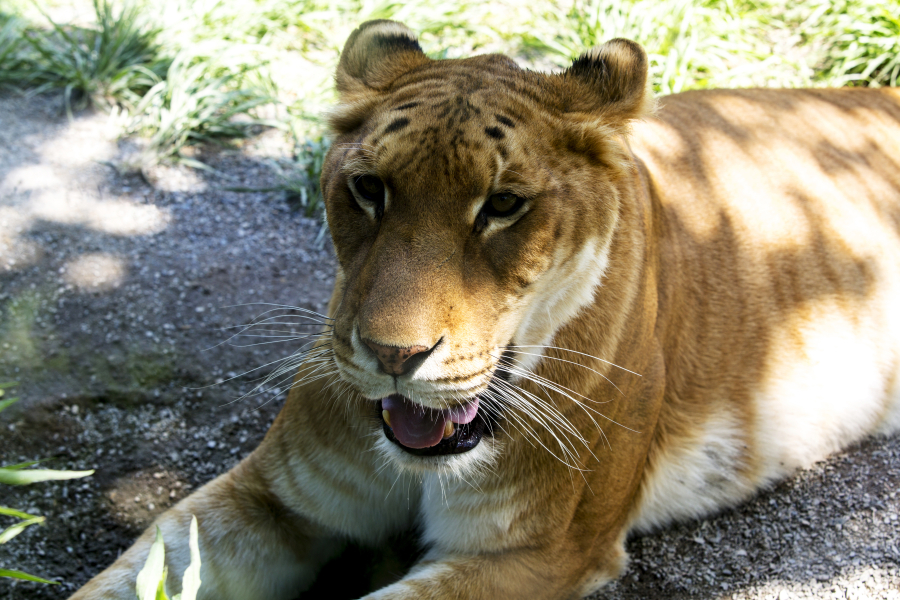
[175, 516, 202, 600]
[0, 468, 94, 485]
[0, 569, 58, 584]
[136, 527, 169, 600]
[0, 516, 45, 544]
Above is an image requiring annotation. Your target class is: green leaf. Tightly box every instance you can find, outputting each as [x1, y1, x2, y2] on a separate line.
[0, 397, 17, 413]
[1, 460, 44, 471]
[0, 506, 41, 520]
[157, 566, 170, 600]
[136, 527, 168, 600]
[0, 568, 58, 584]
[0, 468, 94, 486]
[177, 516, 202, 600]
[0, 516, 45, 544]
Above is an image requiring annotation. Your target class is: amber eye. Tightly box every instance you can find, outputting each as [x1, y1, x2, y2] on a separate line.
[483, 192, 525, 218]
[353, 175, 385, 204]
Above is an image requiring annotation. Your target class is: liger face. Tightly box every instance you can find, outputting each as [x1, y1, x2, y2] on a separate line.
[320, 55, 625, 462]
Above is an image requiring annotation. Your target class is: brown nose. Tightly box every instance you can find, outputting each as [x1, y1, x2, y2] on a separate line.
[363, 339, 433, 376]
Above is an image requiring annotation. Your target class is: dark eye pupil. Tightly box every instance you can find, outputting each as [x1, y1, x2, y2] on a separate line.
[484, 193, 523, 218]
[491, 193, 516, 213]
[355, 175, 384, 202]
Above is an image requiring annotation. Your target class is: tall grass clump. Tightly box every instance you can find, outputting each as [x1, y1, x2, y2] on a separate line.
[0, 14, 33, 91]
[793, 0, 900, 87]
[521, 0, 813, 93]
[0, 383, 94, 585]
[22, 0, 166, 115]
[128, 46, 278, 167]
[279, 136, 330, 216]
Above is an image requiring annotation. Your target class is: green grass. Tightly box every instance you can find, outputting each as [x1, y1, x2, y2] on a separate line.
[135, 516, 202, 600]
[0, 383, 94, 585]
[22, 0, 166, 115]
[0, 14, 33, 90]
[3, 0, 898, 208]
[790, 0, 900, 87]
[281, 136, 330, 216]
[127, 45, 278, 167]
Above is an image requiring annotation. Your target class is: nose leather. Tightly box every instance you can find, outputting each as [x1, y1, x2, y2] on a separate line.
[363, 339, 431, 376]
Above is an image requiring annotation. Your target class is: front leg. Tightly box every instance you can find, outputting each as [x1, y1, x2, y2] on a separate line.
[362, 543, 626, 600]
[70, 380, 414, 600]
[70, 454, 344, 600]
[357, 422, 649, 600]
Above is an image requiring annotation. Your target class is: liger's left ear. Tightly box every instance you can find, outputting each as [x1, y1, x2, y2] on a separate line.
[557, 38, 654, 125]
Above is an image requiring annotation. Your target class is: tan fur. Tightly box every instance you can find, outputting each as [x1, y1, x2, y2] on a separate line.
[71, 21, 900, 600]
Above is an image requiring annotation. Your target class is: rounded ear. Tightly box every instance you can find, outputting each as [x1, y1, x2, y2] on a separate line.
[336, 20, 429, 96]
[557, 38, 654, 125]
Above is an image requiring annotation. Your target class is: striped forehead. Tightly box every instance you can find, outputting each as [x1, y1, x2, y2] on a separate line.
[390, 96, 517, 139]
[359, 93, 523, 183]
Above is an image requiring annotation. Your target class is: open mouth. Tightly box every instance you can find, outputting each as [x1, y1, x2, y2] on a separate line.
[379, 394, 489, 456]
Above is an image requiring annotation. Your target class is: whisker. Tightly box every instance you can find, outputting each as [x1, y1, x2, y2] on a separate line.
[483, 387, 589, 471]
[495, 358, 640, 437]
[495, 355, 614, 405]
[507, 345, 641, 377]
[219, 302, 333, 321]
[501, 350, 624, 395]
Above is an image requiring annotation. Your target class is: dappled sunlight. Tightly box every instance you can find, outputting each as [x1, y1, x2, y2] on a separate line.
[105, 468, 193, 531]
[0, 206, 43, 272]
[27, 189, 171, 236]
[62, 252, 128, 292]
[4, 163, 67, 191]
[0, 236, 42, 273]
[740, 564, 900, 600]
[633, 89, 900, 253]
[0, 176, 172, 239]
[140, 161, 208, 193]
[35, 110, 121, 168]
[0, 103, 171, 283]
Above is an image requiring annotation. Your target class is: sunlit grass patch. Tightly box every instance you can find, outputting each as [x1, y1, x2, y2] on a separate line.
[23, 0, 166, 115]
[791, 0, 900, 87]
[520, 0, 811, 93]
[127, 45, 279, 167]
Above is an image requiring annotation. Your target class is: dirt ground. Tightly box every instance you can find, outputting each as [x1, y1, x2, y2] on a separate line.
[0, 91, 898, 600]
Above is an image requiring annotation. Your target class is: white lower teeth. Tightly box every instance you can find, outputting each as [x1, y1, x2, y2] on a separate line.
[443, 421, 455, 438]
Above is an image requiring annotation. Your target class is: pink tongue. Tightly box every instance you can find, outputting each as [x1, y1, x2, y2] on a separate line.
[382, 396, 480, 449]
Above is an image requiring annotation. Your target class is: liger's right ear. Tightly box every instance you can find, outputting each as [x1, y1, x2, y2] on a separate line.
[329, 20, 428, 134]
[335, 20, 428, 97]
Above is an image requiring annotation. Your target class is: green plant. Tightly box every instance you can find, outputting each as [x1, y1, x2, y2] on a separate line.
[129, 46, 278, 168]
[0, 14, 35, 90]
[792, 0, 900, 87]
[0, 383, 94, 585]
[23, 0, 166, 115]
[282, 137, 330, 216]
[136, 516, 202, 600]
[520, 0, 803, 93]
